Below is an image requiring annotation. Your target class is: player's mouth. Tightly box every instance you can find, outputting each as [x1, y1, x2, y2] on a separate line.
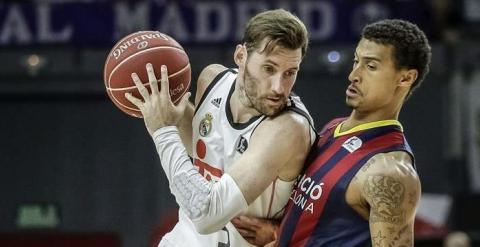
[266, 96, 282, 104]
[346, 85, 360, 97]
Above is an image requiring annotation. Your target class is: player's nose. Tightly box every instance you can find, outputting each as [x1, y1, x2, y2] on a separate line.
[270, 75, 285, 95]
[348, 66, 360, 84]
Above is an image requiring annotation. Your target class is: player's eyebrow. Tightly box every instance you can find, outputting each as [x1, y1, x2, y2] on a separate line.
[264, 59, 299, 71]
[264, 59, 279, 66]
[363, 56, 381, 62]
[354, 52, 382, 62]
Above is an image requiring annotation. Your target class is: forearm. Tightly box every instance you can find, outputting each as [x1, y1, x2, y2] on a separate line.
[153, 126, 248, 234]
[370, 222, 414, 246]
[176, 102, 194, 156]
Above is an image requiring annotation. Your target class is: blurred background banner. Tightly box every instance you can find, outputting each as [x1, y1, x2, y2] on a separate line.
[1, 0, 480, 246]
[0, 0, 432, 46]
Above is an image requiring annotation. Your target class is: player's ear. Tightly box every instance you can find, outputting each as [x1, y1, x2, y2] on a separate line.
[234, 44, 247, 68]
[398, 69, 417, 88]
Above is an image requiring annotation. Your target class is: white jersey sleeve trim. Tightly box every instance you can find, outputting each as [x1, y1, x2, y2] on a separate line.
[152, 126, 248, 234]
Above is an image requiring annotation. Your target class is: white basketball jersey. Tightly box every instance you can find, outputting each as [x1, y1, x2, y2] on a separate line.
[160, 69, 316, 247]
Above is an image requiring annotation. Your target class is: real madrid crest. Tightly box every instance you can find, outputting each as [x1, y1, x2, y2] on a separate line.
[199, 113, 213, 137]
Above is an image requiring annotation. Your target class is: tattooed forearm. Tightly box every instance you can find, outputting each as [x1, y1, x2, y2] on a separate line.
[363, 175, 406, 224]
[372, 231, 386, 246]
[372, 226, 413, 247]
[387, 225, 412, 247]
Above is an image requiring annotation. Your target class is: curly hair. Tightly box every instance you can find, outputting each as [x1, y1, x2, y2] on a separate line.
[362, 19, 431, 98]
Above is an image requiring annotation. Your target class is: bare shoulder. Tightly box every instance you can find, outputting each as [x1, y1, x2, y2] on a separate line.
[247, 111, 312, 181]
[195, 64, 228, 105]
[255, 111, 311, 142]
[354, 151, 421, 224]
[251, 112, 312, 159]
[359, 151, 419, 186]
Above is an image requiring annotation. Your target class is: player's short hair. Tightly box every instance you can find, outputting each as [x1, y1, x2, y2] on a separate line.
[362, 19, 431, 98]
[242, 9, 309, 58]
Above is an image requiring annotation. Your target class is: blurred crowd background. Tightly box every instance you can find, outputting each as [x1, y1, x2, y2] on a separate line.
[0, 0, 479, 246]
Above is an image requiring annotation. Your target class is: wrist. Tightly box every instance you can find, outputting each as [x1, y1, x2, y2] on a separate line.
[152, 126, 179, 139]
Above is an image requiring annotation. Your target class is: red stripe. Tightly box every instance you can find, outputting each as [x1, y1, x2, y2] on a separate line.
[276, 128, 347, 247]
[193, 159, 223, 181]
[316, 127, 335, 147]
[276, 191, 296, 247]
[318, 118, 345, 135]
[291, 131, 404, 246]
[305, 134, 351, 176]
[316, 119, 343, 147]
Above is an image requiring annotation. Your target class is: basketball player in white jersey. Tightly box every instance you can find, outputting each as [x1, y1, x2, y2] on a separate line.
[126, 9, 316, 247]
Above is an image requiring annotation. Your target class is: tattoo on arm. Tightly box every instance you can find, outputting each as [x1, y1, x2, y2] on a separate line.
[372, 231, 386, 246]
[361, 160, 374, 172]
[363, 175, 406, 224]
[388, 225, 412, 247]
[408, 192, 417, 206]
[372, 227, 412, 247]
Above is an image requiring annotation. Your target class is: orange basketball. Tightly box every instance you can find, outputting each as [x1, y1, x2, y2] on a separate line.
[104, 31, 191, 117]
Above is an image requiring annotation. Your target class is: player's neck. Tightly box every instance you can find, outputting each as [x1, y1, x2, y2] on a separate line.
[342, 95, 406, 131]
[230, 86, 261, 123]
[342, 108, 400, 132]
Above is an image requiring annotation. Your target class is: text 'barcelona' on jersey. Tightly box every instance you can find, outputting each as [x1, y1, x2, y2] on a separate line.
[277, 118, 415, 247]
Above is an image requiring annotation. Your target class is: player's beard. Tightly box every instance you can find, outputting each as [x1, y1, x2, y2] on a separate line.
[241, 65, 287, 117]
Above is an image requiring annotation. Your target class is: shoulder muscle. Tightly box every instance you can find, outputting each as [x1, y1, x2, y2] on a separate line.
[195, 64, 227, 105]
[249, 112, 311, 169]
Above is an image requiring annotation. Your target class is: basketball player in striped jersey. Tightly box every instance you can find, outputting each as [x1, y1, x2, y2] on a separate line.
[273, 19, 431, 246]
[125, 9, 316, 246]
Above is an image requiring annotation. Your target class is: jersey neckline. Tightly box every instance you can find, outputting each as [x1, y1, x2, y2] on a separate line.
[334, 119, 403, 138]
[225, 79, 263, 130]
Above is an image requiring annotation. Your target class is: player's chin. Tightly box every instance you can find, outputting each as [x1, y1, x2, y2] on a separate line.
[263, 104, 286, 117]
[345, 97, 359, 109]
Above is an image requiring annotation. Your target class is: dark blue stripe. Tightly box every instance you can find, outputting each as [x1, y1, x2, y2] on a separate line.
[278, 208, 300, 246]
[278, 134, 338, 246]
[303, 134, 335, 172]
[279, 125, 402, 245]
[279, 135, 354, 245]
[305, 144, 412, 246]
[402, 137, 416, 169]
[310, 126, 401, 184]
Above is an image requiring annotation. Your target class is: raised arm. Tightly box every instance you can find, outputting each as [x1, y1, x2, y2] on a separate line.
[353, 152, 421, 247]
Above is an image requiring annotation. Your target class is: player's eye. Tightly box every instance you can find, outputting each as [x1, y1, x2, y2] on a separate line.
[284, 70, 297, 78]
[263, 65, 275, 74]
[367, 63, 376, 70]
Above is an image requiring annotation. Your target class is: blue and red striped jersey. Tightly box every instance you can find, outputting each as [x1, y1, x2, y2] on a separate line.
[277, 118, 414, 247]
